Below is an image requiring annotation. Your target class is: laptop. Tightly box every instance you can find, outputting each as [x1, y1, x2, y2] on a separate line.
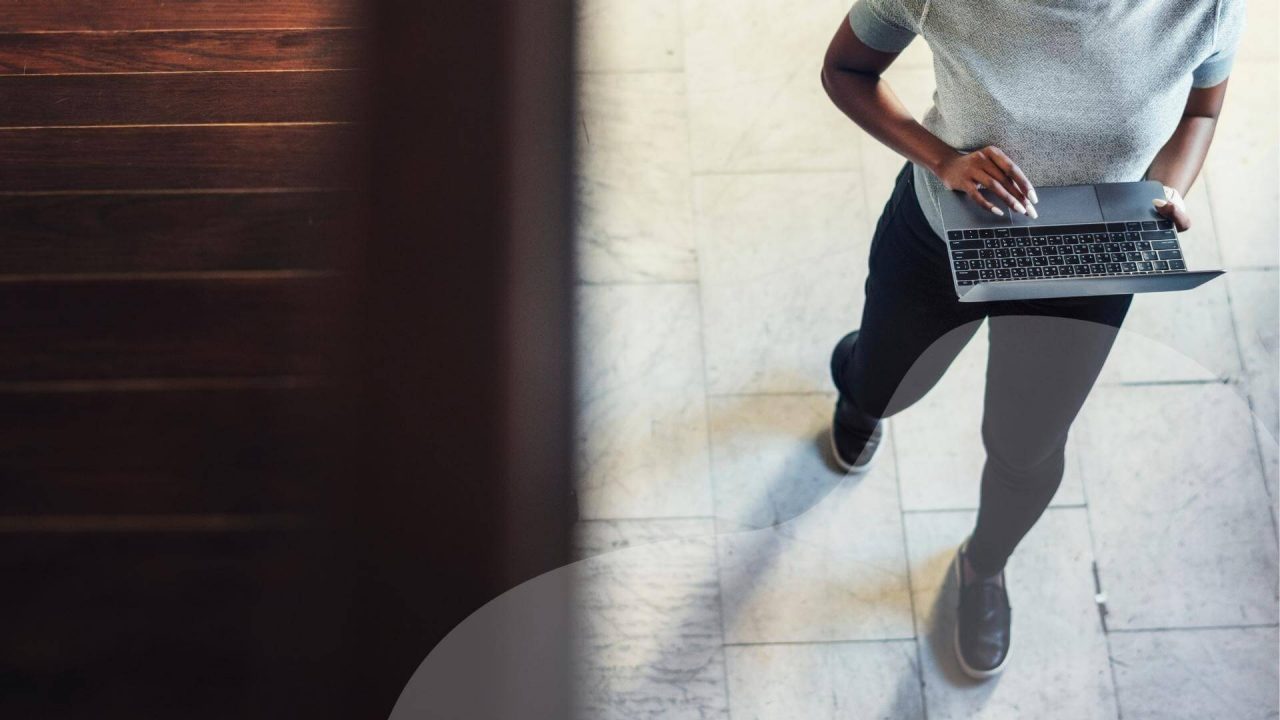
[932, 179, 1223, 302]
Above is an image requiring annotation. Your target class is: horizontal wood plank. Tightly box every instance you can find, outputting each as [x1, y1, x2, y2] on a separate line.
[0, 124, 355, 190]
[0, 70, 360, 126]
[0, 277, 335, 380]
[0, 529, 340, 715]
[0, 29, 360, 74]
[0, 191, 348, 273]
[0, 1, 358, 32]
[0, 384, 330, 514]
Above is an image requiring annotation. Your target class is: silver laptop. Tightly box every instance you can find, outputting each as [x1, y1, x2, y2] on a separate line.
[934, 179, 1223, 302]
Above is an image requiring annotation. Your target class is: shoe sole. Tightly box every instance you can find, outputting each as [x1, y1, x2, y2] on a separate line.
[953, 536, 1010, 680]
[829, 424, 878, 475]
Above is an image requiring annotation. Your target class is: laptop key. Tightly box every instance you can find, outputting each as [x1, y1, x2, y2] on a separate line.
[1045, 266, 1059, 277]
[979, 229, 995, 238]
[1029, 267, 1044, 277]
[1154, 260, 1169, 270]
[956, 271, 979, 281]
[1150, 239, 1178, 250]
[1011, 267, 1027, 278]
[979, 269, 995, 279]
[1138, 261, 1154, 271]
[1106, 263, 1121, 273]
[964, 229, 980, 238]
[1141, 221, 1157, 230]
[1122, 262, 1136, 272]
[1157, 249, 1182, 260]
[1142, 230, 1176, 241]
[1140, 250, 1158, 261]
[951, 239, 984, 250]
[1090, 263, 1106, 274]
[1169, 259, 1186, 270]
[948, 230, 964, 240]
[1016, 258, 1033, 267]
[996, 269, 1011, 278]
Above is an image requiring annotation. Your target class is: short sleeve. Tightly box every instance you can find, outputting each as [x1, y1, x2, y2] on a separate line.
[847, 0, 920, 53]
[1192, 0, 1245, 87]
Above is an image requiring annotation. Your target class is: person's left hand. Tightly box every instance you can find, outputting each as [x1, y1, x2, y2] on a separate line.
[1153, 185, 1191, 231]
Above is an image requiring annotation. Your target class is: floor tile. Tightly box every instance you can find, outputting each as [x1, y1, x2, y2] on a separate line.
[716, 431, 913, 643]
[1076, 383, 1279, 629]
[1257, 415, 1279, 524]
[1228, 269, 1279, 437]
[904, 508, 1119, 720]
[726, 640, 926, 720]
[892, 322, 1089, 510]
[577, 0, 684, 72]
[1109, 626, 1280, 720]
[574, 517, 714, 560]
[577, 72, 698, 283]
[1238, 0, 1278, 62]
[575, 284, 713, 518]
[572, 518, 730, 718]
[694, 171, 870, 394]
[1098, 277, 1243, 385]
[707, 392, 868, 529]
[1205, 61, 1279, 269]
[683, 0, 859, 172]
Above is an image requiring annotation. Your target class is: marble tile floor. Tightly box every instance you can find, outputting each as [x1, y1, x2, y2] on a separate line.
[571, 3, 1280, 717]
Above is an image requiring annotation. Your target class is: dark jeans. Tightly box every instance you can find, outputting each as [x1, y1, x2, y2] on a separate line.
[833, 162, 1132, 576]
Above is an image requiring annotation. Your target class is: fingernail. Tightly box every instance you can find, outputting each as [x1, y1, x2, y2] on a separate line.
[1152, 199, 1168, 208]
[990, 207, 1004, 216]
[1013, 202, 1026, 214]
[1027, 205, 1039, 219]
[1029, 188, 1039, 204]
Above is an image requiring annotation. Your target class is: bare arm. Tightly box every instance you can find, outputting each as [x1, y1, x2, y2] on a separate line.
[1145, 80, 1230, 230]
[820, 17, 1037, 217]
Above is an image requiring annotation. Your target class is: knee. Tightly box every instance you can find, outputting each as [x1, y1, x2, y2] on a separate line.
[982, 424, 1068, 482]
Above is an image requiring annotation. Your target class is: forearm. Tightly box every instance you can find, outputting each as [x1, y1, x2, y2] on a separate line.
[1146, 114, 1218, 197]
[820, 66, 956, 176]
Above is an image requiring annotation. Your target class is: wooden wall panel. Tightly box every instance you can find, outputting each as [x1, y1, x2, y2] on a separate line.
[0, 277, 333, 380]
[0, 384, 326, 514]
[0, 1, 358, 32]
[0, 191, 347, 274]
[0, 29, 359, 74]
[0, 71, 360, 126]
[0, 529, 336, 716]
[0, 125, 354, 190]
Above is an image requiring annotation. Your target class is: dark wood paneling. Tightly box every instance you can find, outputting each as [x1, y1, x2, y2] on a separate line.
[0, 29, 360, 74]
[0, 125, 353, 190]
[0, 277, 333, 380]
[0, 71, 359, 126]
[0, 384, 327, 514]
[0, 192, 346, 273]
[0, 1, 358, 32]
[0, 529, 339, 717]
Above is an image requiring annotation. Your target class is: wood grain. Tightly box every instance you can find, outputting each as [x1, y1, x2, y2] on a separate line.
[0, 0, 359, 32]
[0, 71, 360, 126]
[0, 277, 335, 380]
[0, 124, 355, 190]
[0, 384, 328, 514]
[0, 29, 360, 74]
[0, 529, 339, 716]
[0, 191, 348, 273]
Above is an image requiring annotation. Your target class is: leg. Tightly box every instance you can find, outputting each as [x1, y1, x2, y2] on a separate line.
[832, 162, 985, 421]
[964, 295, 1132, 576]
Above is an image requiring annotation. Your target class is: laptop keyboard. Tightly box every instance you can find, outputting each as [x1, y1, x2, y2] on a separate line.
[946, 221, 1186, 286]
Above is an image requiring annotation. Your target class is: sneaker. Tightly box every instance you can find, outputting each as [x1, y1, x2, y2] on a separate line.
[829, 330, 884, 474]
[830, 397, 884, 474]
[953, 535, 1012, 679]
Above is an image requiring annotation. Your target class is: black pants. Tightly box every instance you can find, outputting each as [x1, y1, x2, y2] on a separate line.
[833, 162, 1132, 576]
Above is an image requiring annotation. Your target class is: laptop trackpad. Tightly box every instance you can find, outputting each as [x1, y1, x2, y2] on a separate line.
[1008, 185, 1102, 227]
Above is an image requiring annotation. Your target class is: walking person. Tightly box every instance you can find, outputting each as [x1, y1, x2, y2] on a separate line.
[820, 0, 1244, 678]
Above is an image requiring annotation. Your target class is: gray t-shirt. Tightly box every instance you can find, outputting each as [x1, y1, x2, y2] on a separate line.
[847, 0, 1246, 240]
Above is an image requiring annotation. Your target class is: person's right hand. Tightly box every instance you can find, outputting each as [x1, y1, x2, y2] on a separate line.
[935, 145, 1038, 218]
